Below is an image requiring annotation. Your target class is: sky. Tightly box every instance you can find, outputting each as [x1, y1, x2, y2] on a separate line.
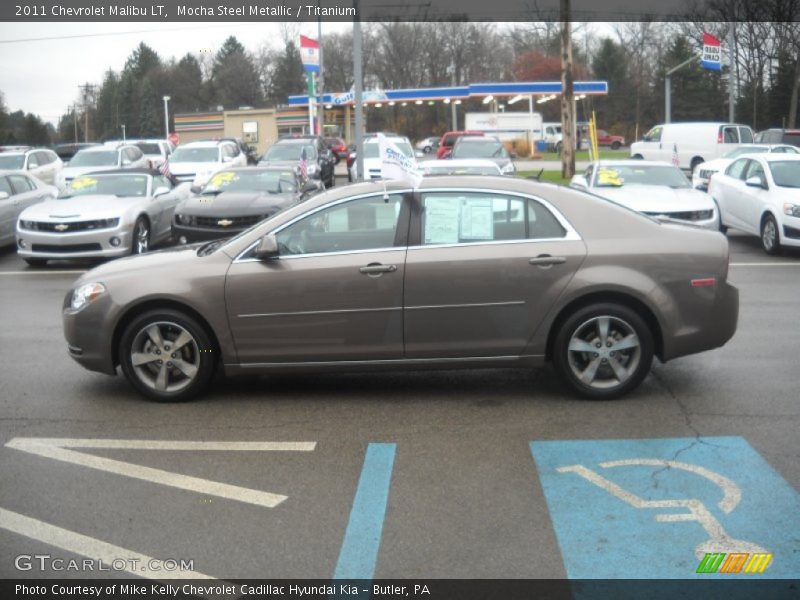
[0, 22, 350, 125]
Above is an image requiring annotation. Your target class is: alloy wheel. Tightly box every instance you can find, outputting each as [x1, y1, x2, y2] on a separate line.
[133, 219, 150, 254]
[566, 316, 642, 390]
[129, 321, 200, 393]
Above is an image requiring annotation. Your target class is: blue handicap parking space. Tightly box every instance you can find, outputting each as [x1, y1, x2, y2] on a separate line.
[530, 437, 800, 579]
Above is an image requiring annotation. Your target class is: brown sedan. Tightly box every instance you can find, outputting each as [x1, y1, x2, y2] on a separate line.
[62, 176, 738, 402]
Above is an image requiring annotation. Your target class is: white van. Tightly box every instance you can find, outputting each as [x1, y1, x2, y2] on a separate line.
[630, 122, 754, 172]
[542, 122, 563, 151]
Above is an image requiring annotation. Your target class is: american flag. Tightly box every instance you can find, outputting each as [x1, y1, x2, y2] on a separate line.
[299, 146, 308, 179]
[159, 157, 171, 177]
[671, 143, 680, 167]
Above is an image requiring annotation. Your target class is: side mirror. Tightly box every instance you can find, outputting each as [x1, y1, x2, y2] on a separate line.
[745, 175, 766, 189]
[0, 191, 9, 200]
[153, 186, 170, 198]
[121, 159, 132, 166]
[253, 233, 279, 260]
[222, 156, 233, 163]
[570, 175, 589, 190]
[190, 185, 202, 194]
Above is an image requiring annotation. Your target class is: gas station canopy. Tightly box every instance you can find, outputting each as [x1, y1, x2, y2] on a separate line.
[288, 81, 608, 107]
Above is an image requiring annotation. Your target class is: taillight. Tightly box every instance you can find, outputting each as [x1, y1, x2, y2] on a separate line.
[717, 130, 723, 143]
[691, 277, 716, 287]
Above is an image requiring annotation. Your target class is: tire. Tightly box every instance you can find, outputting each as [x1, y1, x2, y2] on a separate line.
[119, 309, 217, 402]
[423, 145, 432, 154]
[552, 303, 654, 400]
[713, 200, 728, 234]
[24, 258, 47, 267]
[611, 141, 621, 150]
[131, 217, 150, 255]
[690, 157, 704, 173]
[555, 141, 563, 154]
[631, 154, 644, 160]
[760, 214, 782, 255]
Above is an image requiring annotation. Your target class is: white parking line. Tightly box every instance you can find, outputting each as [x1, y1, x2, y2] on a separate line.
[7, 438, 317, 508]
[0, 507, 215, 579]
[729, 262, 800, 267]
[0, 270, 86, 275]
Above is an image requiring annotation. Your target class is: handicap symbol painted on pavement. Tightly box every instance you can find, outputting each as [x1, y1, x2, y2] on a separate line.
[530, 437, 800, 579]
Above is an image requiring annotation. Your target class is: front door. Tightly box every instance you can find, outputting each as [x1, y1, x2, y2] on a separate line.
[225, 192, 410, 364]
[403, 190, 586, 358]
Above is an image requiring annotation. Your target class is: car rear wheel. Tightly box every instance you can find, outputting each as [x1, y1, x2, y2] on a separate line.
[119, 309, 216, 402]
[611, 141, 621, 150]
[760, 214, 782, 255]
[553, 303, 654, 400]
[690, 157, 704, 172]
[131, 217, 150, 255]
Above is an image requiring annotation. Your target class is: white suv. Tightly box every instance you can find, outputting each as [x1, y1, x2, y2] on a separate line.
[168, 140, 247, 187]
[0, 148, 63, 185]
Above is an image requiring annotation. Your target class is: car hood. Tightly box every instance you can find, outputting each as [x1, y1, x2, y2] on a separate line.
[19, 195, 141, 221]
[61, 165, 118, 178]
[177, 191, 296, 216]
[169, 161, 220, 174]
[696, 158, 732, 173]
[591, 185, 715, 212]
[75, 243, 215, 285]
[258, 159, 299, 169]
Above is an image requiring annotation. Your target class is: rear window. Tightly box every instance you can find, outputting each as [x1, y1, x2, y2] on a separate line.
[782, 132, 800, 146]
[135, 143, 162, 154]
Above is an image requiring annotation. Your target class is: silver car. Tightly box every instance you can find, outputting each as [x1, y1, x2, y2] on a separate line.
[17, 169, 190, 266]
[63, 176, 738, 403]
[0, 170, 58, 247]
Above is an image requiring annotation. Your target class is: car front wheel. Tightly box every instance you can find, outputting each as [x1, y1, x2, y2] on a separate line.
[553, 303, 654, 400]
[131, 217, 150, 255]
[119, 309, 217, 402]
[761, 214, 782, 255]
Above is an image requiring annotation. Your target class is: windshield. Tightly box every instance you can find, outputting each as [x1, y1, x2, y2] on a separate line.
[203, 170, 297, 194]
[594, 165, 690, 188]
[362, 140, 413, 159]
[171, 147, 219, 163]
[769, 161, 800, 188]
[0, 154, 25, 169]
[452, 141, 508, 159]
[423, 165, 500, 176]
[723, 146, 768, 159]
[135, 142, 162, 155]
[59, 174, 149, 198]
[264, 144, 316, 161]
[69, 150, 119, 167]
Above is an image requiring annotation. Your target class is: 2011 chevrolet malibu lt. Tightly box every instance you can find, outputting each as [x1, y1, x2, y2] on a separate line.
[62, 176, 739, 402]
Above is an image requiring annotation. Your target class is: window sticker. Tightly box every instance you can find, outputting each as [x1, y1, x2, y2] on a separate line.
[424, 196, 461, 244]
[460, 198, 494, 240]
[596, 168, 624, 187]
[208, 171, 237, 188]
[69, 176, 97, 190]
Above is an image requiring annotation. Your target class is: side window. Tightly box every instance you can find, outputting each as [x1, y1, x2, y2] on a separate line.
[276, 194, 403, 256]
[229, 143, 240, 156]
[528, 199, 567, 239]
[583, 165, 594, 183]
[644, 126, 662, 142]
[722, 127, 739, 143]
[745, 160, 766, 183]
[8, 174, 35, 193]
[0, 176, 12, 196]
[739, 127, 754, 143]
[421, 192, 566, 245]
[152, 175, 172, 190]
[726, 159, 749, 180]
[26, 153, 40, 168]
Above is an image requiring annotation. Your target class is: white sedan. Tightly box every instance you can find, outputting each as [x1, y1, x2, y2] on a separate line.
[570, 160, 719, 230]
[692, 144, 798, 190]
[708, 153, 800, 254]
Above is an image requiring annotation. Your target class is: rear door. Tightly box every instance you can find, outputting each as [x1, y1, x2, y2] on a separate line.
[719, 158, 753, 231]
[403, 189, 586, 358]
[225, 192, 411, 364]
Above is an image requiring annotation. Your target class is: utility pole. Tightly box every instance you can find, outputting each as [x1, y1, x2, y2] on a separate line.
[317, 9, 324, 136]
[79, 83, 96, 143]
[560, 0, 575, 179]
[353, 0, 364, 181]
[70, 105, 79, 143]
[163, 96, 171, 139]
[728, 23, 735, 123]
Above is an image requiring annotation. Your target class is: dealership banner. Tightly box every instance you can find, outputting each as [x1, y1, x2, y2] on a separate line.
[300, 35, 320, 73]
[701, 33, 722, 71]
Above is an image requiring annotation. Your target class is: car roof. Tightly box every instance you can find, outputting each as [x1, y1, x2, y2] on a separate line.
[77, 145, 124, 153]
[179, 140, 225, 148]
[455, 136, 501, 143]
[83, 168, 160, 176]
[423, 159, 501, 167]
[748, 153, 800, 162]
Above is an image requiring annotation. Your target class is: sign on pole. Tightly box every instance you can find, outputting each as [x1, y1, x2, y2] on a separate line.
[701, 33, 722, 71]
[300, 35, 320, 73]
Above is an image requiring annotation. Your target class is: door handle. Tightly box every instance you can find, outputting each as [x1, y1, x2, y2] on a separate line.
[359, 263, 397, 275]
[529, 255, 566, 266]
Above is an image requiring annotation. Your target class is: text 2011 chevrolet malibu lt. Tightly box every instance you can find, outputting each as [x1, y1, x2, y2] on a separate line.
[63, 176, 738, 402]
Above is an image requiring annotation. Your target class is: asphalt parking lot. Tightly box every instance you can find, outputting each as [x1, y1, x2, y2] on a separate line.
[0, 226, 798, 583]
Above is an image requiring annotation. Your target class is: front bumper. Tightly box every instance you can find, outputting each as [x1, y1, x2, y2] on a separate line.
[172, 223, 237, 243]
[62, 291, 117, 375]
[17, 225, 133, 259]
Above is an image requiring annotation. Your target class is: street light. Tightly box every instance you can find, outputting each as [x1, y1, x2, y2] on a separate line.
[121, 124, 126, 142]
[163, 95, 171, 139]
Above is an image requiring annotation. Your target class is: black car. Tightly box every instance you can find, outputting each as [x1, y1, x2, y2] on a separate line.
[172, 166, 320, 243]
[259, 136, 336, 188]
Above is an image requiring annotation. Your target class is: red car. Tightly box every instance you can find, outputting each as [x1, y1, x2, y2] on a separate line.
[436, 130, 485, 159]
[596, 129, 626, 149]
[324, 137, 349, 163]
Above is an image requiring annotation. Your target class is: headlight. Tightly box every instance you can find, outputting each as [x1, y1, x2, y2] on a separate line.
[70, 282, 106, 311]
[501, 162, 515, 174]
[175, 213, 195, 226]
[784, 203, 800, 218]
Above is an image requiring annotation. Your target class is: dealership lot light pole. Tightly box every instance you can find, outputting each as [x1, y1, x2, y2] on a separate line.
[163, 95, 171, 139]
